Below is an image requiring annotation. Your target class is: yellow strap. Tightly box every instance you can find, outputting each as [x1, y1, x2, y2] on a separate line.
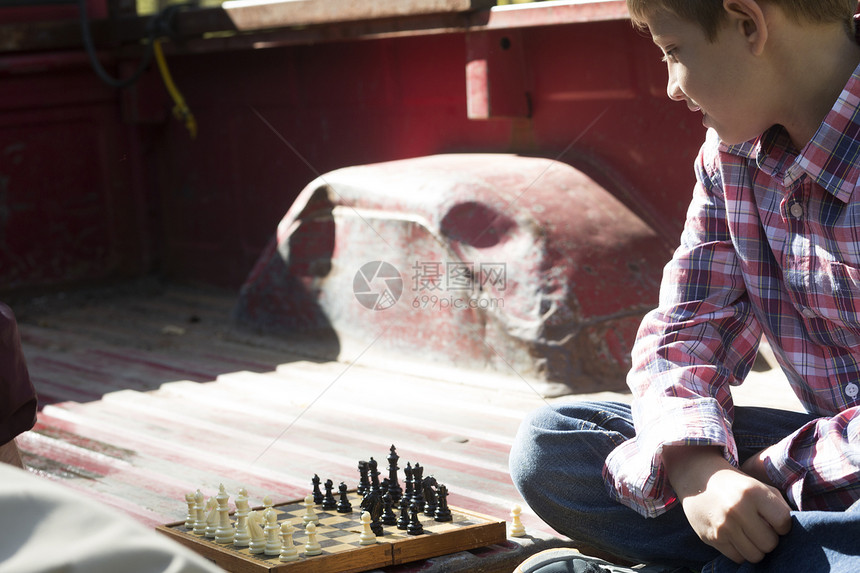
[153, 39, 197, 139]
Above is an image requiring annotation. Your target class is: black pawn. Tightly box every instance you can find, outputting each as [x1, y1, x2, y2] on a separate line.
[406, 504, 424, 535]
[311, 474, 324, 504]
[434, 483, 452, 522]
[386, 444, 402, 502]
[397, 498, 410, 530]
[322, 479, 338, 510]
[381, 493, 397, 526]
[357, 461, 370, 496]
[336, 482, 352, 513]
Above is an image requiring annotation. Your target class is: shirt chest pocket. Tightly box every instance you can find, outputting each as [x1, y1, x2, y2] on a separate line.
[810, 261, 860, 342]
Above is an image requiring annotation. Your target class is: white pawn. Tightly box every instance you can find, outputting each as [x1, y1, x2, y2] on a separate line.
[215, 484, 235, 544]
[279, 521, 299, 562]
[247, 510, 266, 554]
[264, 508, 282, 556]
[509, 504, 526, 537]
[304, 522, 322, 556]
[184, 492, 196, 529]
[233, 488, 251, 547]
[192, 490, 207, 535]
[302, 493, 319, 525]
[358, 512, 377, 546]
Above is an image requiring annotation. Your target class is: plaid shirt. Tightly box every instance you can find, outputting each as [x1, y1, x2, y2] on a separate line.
[604, 61, 860, 518]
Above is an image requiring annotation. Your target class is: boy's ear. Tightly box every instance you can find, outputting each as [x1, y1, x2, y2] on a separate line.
[723, 0, 768, 55]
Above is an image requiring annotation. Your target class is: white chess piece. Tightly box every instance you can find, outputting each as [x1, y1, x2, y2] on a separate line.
[302, 493, 319, 525]
[304, 522, 322, 556]
[214, 484, 235, 544]
[247, 510, 266, 554]
[184, 492, 196, 529]
[264, 508, 282, 555]
[204, 496, 218, 538]
[509, 504, 526, 537]
[358, 511, 377, 546]
[192, 490, 207, 535]
[233, 487, 250, 547]
[279, 521, 299, 562]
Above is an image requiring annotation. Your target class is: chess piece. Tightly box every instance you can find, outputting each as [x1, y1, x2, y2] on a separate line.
[304, 522, 322, 556]
[381, 492, 397, 526]
[411, 464, 425, 512]
[510, 504, 526, 537]
[360, 488, 384, 536]
[192, 490, 207, 535]
[279, 521, 299, 562]
[248, 510, 266, 554]
[322, 479, 337, 510]
[434, 484, 452, 522]
[302, 493, 319, 525]
[262, 495, 274, 514]
[402, 462, 414, 506]
[406, 504, 424, 535]
[359, 511, 377, 545]
[422, 476, 438, 517]
[204, 496, 218, 538]
[264, 508, 282, 555]
[386, 445, 402, 502]
[184, 492, 196, 529]
[233, 487, 251, 547]
[357, 460, 370, 496]
[368, 457, 381, 495]
[336, 482, 352, 513]
[397, 497, 410, 530]
[214, 484, 235, 544]
[312, 474, 324, 504]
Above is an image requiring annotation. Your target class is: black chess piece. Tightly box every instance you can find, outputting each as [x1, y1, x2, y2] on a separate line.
[402, 462, 414, 506]
[434, 483, 452, 522]
[336, 482, 352, 513]
[406, 504, 424, 535]
[411, 463, 425, 512]
[312, 474, 324, 504]
[422, 475, 438, 516]
[357, 461, 370, 496]
[381, 492, 397, 526]
[368, 457, 381, 495]
[360, 488, 385, 536]
[322, 479, 338, 510]
[396, 497, 410, 530]
[386, 444, 402, 502]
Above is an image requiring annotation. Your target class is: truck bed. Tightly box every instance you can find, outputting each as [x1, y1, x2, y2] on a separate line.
[11, 280, 799, 571]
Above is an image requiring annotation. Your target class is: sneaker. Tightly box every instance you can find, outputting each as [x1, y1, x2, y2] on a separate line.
[514, 548, 694, 573]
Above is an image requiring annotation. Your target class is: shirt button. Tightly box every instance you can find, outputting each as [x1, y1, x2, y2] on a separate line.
[801, 307, 817, 318]
[846, 383, 859, 399]
[789, 203, 804, 218]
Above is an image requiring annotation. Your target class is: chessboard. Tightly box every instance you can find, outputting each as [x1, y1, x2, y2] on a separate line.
[157, 491, 506, 573]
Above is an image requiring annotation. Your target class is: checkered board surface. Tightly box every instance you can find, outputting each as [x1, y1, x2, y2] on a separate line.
[156, 491, 506, 573]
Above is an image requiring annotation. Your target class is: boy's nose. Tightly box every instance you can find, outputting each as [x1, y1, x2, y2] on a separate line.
[667, 77, 685, 101]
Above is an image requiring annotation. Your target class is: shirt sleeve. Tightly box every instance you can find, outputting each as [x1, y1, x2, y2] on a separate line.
[603, 135, 762, 518]
[762, 408, 860, 511]
[0, 302, 38, 445]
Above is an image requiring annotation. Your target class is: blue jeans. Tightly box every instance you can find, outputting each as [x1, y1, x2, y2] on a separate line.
[509, 401, 860, 572]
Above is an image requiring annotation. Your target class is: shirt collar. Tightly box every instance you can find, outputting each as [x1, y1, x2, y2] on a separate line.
[721, 59, 860, 203]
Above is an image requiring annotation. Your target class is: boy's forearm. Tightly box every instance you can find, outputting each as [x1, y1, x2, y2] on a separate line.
[0, 439, 24, 468]
[662, 445, 730, 498]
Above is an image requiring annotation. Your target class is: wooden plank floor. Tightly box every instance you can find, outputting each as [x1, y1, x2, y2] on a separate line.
[11, 281, 800, 572]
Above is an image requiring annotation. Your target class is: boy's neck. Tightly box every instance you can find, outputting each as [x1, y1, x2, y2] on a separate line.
[775, 22, 860, 150]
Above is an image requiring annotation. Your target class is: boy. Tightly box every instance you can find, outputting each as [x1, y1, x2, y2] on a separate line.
[510, 1, 860, 571]
[0, 302, 37, 468]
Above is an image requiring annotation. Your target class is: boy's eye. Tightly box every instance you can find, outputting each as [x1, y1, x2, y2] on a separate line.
[661, 48, 678, 63]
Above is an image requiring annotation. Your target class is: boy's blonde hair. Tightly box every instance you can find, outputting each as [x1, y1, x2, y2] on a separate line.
[627, 0, 858, 40]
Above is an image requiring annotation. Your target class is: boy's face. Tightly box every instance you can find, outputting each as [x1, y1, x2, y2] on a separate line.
[645, 8, 775, 145]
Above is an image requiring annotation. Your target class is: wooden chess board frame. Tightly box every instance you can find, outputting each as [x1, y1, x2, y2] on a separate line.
[156, 493, 507, 573]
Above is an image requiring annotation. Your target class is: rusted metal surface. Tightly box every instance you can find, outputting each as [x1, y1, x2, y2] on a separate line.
[235, 154, 669, 394]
